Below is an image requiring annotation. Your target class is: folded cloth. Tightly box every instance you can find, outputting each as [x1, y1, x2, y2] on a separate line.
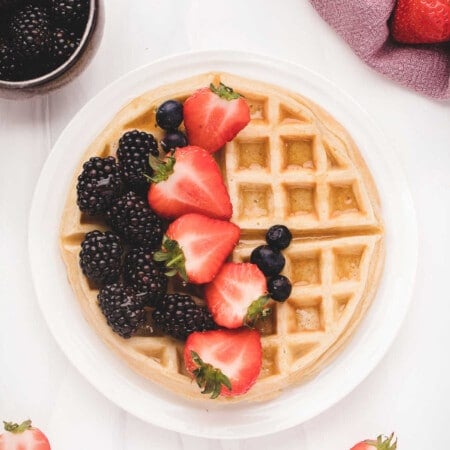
[310, 0, 450, 100]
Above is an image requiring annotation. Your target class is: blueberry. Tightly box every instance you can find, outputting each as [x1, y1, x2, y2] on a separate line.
[250, 245, 285, 277]
[161, 130, 188, 152]
[156, 99, 183, 130]
[266, 224, 292, 250]
[268, 275, 292, 302]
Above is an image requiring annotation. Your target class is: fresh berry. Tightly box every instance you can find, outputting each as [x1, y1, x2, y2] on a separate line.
[351, 433, 397, 450]
[0, 420, 50, 450]
[160, 130, 188, 152]
[76, 156, 121, 216]
[156, 99, 184, 130]
[52, 0, 89, 28]
[183, 82, 251, 153]
[147, 146, 232, 220]
[267, 274, 292, 302]
[0, 0, 24, 10]
[79, 230, 123, 286]
[152, 293, 216, 341]
[265, 224, 292, 250]
[97, 282, 146, 338]
[250, 245, 285, 277]
[123, 246, 168, 306]
[116, 129, 159, 195]
[205, 262, 271, 328]
[50, 27, 80, 65]
[9, 4, 51, 59]
[391, 0, 450, 44]
[106, 191, 165, 249]
[0, 39, 22, 81]
[154, 213, 240, 284]
[184, 328, 262, 398]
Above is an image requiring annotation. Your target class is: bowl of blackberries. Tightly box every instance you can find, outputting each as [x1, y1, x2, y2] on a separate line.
[0, 0, 103, 98]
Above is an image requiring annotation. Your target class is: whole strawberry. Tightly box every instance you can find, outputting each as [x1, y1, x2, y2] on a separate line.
[391, 0, 450, 44]
[0, 420, 51, 450]
[350, 433, 397, 450]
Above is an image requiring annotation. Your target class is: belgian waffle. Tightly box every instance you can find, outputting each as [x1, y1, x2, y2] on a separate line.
[59, 72, 384, 402]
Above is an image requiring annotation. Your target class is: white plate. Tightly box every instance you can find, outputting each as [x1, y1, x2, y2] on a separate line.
[28, 50, 417, 439]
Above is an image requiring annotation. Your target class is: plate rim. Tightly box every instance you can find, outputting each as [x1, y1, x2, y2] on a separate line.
[28, 49, 418, 439]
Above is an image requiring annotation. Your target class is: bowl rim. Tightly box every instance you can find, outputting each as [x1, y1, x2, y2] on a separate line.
[0, 0, 98, 89]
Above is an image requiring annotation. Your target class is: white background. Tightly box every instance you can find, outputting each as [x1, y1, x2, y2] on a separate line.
[1, 1, 449, 448]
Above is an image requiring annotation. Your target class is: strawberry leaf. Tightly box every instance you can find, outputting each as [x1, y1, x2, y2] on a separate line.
[191, 350, 232, 399]
[209, 82, 242, 101]
[364, 433, 397, 450]
[147, 153, 176, 183]
[3, 420, 32, 433]
[244, 294, 271, 328]
[153, 235, 188, 281]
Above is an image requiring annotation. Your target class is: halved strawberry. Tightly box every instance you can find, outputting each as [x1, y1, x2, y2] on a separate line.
[183, 83, 251, 153]
[154, 213, 240, 284]
[0, 420, 50, 450]
[184, 328, 262, 398]
[147, 146, 232, 220]
[391, 0, 450, 44]
[205, 262, 271, 329]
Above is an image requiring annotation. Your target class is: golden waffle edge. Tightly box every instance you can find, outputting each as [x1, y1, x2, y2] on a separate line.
[59, 72, 385, 403]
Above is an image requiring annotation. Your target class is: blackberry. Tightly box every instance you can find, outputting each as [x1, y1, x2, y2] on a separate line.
[152, 293, 217, 341]
[124, 247, 168, 307]
[98, 283, 146, 338]
[9, 4, 51, 59]
[117, 130, 159, 196]
[76, 156, 121, 216]
[0, 39, 22, 81]
[50, 27, 80, 65]
[52, 0, 89, 28]
[106, 191, 165, 249]
[79, 230, 123, 286]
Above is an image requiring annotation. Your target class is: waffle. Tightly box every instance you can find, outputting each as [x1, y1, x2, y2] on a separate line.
[59, 72, 384, 403]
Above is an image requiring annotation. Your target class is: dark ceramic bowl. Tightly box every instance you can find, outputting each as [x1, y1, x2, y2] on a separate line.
[0, 0, 104, 99]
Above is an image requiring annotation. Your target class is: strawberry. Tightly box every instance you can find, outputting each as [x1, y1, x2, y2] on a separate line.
[0, 420, 50, 450]
[205, 262, 271, 328]
[391, 0, 450, 44]
[154, 213, 240, 284]
[351, 433, 397, 450]
[184, 328, 262, 398]
[147, 146, 232, 220]
[183, 82, 251, 153]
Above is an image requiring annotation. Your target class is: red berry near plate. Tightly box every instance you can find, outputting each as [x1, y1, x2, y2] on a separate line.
[154, 213, 240, 284]
[0, 420, 51, 450]
[205, 262, 271, 328]
[391, 0, 450, 44]
[183, 82, 251, 153]
[350, 433, 397, 450]
[184, 328, 262, 398]
[147, 146, 233, 220]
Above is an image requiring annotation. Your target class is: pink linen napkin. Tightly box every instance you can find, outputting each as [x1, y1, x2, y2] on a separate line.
[310, 0, 450, 100]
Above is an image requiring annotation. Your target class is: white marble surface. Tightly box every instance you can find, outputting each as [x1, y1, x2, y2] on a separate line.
[0, 0, 449, 448]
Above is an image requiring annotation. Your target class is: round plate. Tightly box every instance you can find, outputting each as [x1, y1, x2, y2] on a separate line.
[28, 50, 417, 439]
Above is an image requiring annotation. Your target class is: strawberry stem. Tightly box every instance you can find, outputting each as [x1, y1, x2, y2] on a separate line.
[190, 351, 232, 399]
[153, 236, 188, 281]
[244, 294, 272, 327]
[209, 82, 242, 101]
[3, 420, 32, 433]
